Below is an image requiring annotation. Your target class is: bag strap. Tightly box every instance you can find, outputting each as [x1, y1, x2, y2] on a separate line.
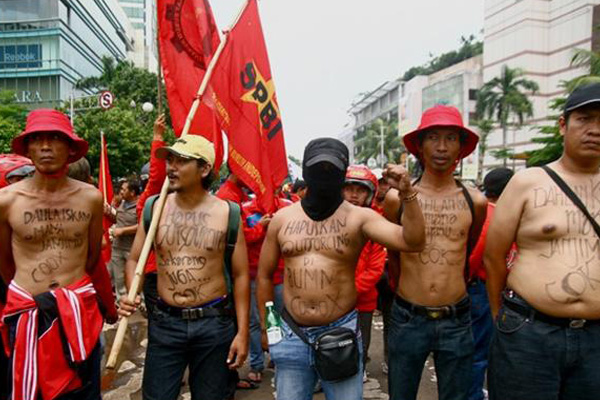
[143, 194, 160, 233]
[541, 166, 600, 238]
[281, 307, 315, 348]
[223, 201, 240, 294]
[456, 180, 475, 281]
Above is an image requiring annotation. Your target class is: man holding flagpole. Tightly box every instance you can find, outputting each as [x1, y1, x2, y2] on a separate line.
[118, 136, 250, 400]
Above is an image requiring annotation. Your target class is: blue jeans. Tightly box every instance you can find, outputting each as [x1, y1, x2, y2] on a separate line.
[269, 310, 363, 400]
[388, 297, 474, 400]
[488, 292, 600, 400]
[467, 280, 493, 400]
[249, 281, 284, 372]
[142, 306, 236, 400]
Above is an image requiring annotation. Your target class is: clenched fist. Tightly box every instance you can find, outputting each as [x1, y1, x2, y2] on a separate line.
[383, 164, 415, 198]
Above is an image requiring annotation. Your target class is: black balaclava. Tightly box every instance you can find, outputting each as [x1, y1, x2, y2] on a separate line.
[301, 138, 349, 221]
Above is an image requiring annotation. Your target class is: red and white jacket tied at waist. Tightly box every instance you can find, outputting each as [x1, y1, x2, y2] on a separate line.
[0, 276, 103, 400]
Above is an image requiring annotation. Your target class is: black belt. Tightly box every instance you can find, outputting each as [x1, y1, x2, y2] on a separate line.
[156, 299, 233, 320]
[468, 277, 485, 286]
[394, 294, 470, 320]
[503, 292, 600, 329]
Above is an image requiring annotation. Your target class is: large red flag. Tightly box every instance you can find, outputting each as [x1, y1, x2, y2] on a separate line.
[158, 0, 224, 169]
[98, 132, 113, 264]
[204, 0, 288, 213]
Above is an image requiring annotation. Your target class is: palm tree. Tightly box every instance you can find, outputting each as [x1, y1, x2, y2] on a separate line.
[354, 118, 403, 166]
[476, 65, 539, 166]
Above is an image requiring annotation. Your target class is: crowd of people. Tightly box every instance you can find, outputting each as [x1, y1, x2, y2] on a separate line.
[0, 83, 599, 400]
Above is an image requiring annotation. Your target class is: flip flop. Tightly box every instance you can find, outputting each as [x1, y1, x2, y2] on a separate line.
[247, 370, 262, 383]
[236, 379, 259, 390]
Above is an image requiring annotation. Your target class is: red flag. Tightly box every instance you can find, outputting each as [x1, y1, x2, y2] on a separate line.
[99, 132, 113, 264]
[158, 0, 224, 169]
[204, 0, 288, 213]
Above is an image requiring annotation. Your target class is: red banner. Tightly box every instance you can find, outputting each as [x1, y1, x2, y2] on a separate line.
[158, 0, 224, 169]
[205, 0, 288, 213]
[98, 133, 113, 264]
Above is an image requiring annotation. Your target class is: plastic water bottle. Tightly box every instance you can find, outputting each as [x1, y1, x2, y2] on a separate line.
[265, 301, 282, 345]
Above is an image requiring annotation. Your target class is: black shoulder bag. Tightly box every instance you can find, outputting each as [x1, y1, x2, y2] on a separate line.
[281, 308, 360, 382]
[541, 166, 600, 237]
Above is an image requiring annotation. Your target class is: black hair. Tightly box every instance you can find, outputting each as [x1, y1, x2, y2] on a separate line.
[67, 158, 91, 183]
[197, 159, 216, 190]
[126, 178, 142, 196]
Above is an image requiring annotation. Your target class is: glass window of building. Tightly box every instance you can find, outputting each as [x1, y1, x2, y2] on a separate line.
[0, 0, 58, 22]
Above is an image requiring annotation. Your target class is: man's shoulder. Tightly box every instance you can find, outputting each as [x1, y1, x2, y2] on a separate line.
[507, 167, 546, 193]
[464, 184, 487, 208]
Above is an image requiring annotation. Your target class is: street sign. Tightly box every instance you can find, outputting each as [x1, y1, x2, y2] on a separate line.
[99, 91, 115, 110]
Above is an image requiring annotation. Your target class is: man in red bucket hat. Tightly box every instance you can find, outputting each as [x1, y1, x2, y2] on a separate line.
[384, 104, 487, 400]
[0, 109, 105, 400]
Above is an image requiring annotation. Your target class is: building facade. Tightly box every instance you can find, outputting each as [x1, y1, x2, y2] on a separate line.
[347, 80, 400, 164]
[0, 0, 134, 108]
[483, 0, 600, 169]
[118, 0, 158, 71]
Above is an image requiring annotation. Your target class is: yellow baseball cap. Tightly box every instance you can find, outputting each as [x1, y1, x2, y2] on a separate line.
[156, 135, 216, 166]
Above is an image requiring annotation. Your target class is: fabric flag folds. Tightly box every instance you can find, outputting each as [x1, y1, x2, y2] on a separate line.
[204, 0, 288, 213]
[158, 0, 224, 169]
[98, 132, 113, 264]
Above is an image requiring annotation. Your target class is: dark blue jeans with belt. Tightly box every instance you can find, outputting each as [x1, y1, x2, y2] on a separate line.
[142, 305, 236, 400]
[489, 291, 600, 400]
[388, 295, 474, 400]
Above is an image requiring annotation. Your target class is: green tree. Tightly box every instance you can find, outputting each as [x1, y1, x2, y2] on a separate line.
[402, 35, 483, 81]
[476, 65, 539, 167]
[66, 58, 172, 177]
[0, 91, 28, 153]
[527, 46, 600, 166]
[354, 118, 403, 166]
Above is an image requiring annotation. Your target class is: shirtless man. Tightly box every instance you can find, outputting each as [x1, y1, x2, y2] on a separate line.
[0, 109, 105, 400]
[384, 105, 487, 400]
[257, 138, 425, 400]
[118, 135, 250, 400]
[485, 83, 600, 400]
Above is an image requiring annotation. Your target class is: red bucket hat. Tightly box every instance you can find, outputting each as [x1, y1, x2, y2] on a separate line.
[403, 105, 479, 159]
[12, 109, 88, 163]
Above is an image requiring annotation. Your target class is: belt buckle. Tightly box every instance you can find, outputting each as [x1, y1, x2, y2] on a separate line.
[182, 309, 190, 320]
[426, 306, 449, 320]
[570, 319, 586, 329]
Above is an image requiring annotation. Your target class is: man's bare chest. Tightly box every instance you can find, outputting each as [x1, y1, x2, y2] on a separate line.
[12, 205, 92, 252]
[278, 214, 359, 258]
[154, 207, 226, 254]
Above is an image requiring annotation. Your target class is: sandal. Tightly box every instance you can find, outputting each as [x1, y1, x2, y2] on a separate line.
[247, 370, 262, 383]
[236, 379, 259, 390]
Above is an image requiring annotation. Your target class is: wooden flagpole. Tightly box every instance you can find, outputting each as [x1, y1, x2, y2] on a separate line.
[106, 0, 251, 369]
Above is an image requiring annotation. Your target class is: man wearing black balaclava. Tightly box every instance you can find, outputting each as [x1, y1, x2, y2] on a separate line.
[256, 138, 426, 400]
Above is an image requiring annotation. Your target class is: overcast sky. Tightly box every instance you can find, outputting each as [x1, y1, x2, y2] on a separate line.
[211, 0, 484, 160]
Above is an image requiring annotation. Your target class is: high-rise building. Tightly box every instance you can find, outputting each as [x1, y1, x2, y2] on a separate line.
[483, 0, 600, 169]
[0, 0, 135, 108]
[118, 0, 158, 72]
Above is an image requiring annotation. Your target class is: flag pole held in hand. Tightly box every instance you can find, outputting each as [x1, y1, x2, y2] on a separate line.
[106, 0, 250, 370]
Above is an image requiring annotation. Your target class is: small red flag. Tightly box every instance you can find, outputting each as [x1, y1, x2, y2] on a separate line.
[158, 0, 224, 169]
[204, 0, 288, 213]
[98, 132, 113, 264]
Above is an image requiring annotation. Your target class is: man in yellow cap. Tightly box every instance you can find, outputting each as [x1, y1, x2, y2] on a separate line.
[118, 135, 250, 400]
[384, 105, 487, 400]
